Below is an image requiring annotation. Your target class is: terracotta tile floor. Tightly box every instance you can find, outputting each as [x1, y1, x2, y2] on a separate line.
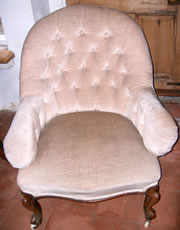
[0, 104, 179, 230]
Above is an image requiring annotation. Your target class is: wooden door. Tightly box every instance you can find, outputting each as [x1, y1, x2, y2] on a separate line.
[67, 0, 180, 90]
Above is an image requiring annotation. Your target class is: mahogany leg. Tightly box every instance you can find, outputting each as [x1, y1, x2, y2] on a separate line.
[22, 193, 42, 229]
[0, 140, 7, 160]
[144, 185, 160, 228]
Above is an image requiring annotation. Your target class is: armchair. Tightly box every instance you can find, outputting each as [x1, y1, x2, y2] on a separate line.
[4, 5, 178, 229]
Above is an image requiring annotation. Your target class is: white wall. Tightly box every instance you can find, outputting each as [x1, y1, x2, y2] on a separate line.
[31, 0, 50, 22]
[0, 0, 66, 110]
[49, 0, 66, 12]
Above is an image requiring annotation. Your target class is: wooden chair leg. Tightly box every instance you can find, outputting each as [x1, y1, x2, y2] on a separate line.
[144, 185, 160, 228]
[22, 192, 42, 229]
[0, 140, 7, 160]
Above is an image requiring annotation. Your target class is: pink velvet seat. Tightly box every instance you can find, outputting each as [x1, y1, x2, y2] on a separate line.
[3, 5, 178, 229]
[17, 111, 160, 200]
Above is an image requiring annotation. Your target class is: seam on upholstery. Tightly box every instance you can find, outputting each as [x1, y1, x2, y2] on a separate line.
[20, 182, 158, 202]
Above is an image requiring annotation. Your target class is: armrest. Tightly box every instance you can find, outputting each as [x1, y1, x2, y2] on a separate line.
[3, 96, 46, 168]
[128, 87, 178, 156]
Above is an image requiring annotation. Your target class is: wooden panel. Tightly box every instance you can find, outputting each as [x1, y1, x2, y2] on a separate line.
[67, 0, 180, 89]
[168, 0, 180, 5]
[175, 6, 180, 82]
[156, 89, 180, 96]
[128, 14, 136, 21]
[154, 78, 180, 89]
[67, 0, 177, 14]
[137, 15, 175, 78]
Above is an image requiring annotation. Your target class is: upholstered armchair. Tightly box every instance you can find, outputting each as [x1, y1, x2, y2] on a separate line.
[3, 5, 178, 229]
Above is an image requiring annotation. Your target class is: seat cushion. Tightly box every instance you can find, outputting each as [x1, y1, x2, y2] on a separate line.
[18, 112, 160, 201]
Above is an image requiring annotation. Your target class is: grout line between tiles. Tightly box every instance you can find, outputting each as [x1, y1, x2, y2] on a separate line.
[43, 208, 53, 230]
[91, 210, 97, 229]
[95, 215, 144, 225]
[0, 197, 16, 227]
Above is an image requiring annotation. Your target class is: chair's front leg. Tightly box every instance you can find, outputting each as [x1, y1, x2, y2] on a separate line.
[144, 185, 160, 228]
[22, 192, 42, 229]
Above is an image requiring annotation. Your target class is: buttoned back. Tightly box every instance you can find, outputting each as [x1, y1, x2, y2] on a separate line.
[20, 5, 153, 122]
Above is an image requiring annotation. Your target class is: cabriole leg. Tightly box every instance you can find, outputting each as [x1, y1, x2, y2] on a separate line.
[22, 192, 42, 229]
[144, 185, 160, 228]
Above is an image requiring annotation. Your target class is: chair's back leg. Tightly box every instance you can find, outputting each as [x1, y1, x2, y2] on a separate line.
[144, 185, 160, 228]
[0, 141, 7, 160]
[22, 192, 42, 229]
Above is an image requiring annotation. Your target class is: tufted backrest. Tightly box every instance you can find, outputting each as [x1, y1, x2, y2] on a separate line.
[20, 5, 153, 122]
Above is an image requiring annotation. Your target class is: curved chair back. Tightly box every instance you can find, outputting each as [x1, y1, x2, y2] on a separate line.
[20, 5, 153, 121]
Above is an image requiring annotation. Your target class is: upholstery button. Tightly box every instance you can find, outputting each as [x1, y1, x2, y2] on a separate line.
[111, 81, 117, 88]
[72, 83, 78, 89]
[79, 29, 85, 36]
[42, 74, 47, 79]
[41, 96, 45, 103]
[55, 34, 61, 40]
[104, 30, 111, 38]
[80, 63, 86, 69]
[116, 48, 123, 55]
[57, 65, 65, 74]
[120, 66, 127, 73]
[68, 48, 72, 54]
[46, 53, 51, 59]
[93, 80, 99, 86]
[91, 47, 96, 53]
[105, 64, 110, 71]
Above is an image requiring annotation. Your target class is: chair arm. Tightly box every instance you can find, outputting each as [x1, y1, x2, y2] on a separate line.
[3, 96, 46, 168]
[128, 87, 178, 156]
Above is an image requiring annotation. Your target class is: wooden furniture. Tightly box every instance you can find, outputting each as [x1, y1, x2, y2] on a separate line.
[67, 0, 180, 90]
[0, 50, 15, 64]
[168, 0, 180, 5]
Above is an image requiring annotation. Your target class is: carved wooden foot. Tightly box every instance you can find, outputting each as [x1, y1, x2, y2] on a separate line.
[144, 185, 160, 228]
[22, 193, 42, 229]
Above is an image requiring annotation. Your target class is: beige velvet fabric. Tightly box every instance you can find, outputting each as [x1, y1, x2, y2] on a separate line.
[18, 5, 177, 159]
[128, 88, 178, 155]
[4, 96, 46, 168]
[18, 112, 160, 200]
[3, 5, 178, 198]
[20, 5, 153, 123]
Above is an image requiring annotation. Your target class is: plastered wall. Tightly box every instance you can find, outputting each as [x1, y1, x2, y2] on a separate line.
[0, 0, 66, 110]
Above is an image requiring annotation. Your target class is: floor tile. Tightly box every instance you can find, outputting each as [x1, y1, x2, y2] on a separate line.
[163, 103, 180, 118]
[140, 224, 177, 230]
[45, 210, 94, 230]
[96, 194, 144, 223]
[173, 138, 180, 152]
[50, 198, 97, 216]
[0, 199, 14, 225]
[0, 111, 14, 141]
[0, 110, 11, 123]
[160, 147, 180, 163]
[0, 160, 18, 201]
[159, 159, 180, 192]
[151, 191, 179, 228]
[94, 216, 139, 230]
[0, 193, 52, 230]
